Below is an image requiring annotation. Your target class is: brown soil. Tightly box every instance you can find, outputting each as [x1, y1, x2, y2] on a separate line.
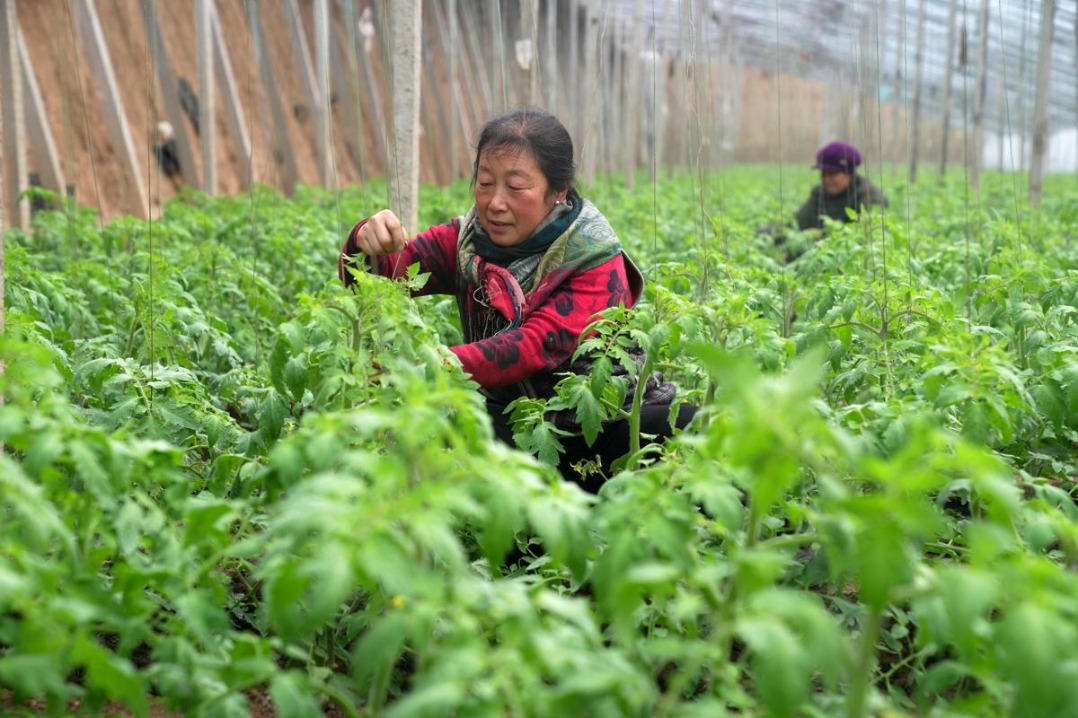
[13, 0, 399, 223]
[2, 685, 353, 717]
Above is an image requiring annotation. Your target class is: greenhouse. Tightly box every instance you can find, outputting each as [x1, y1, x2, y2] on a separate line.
[1, 0, 1077, 716]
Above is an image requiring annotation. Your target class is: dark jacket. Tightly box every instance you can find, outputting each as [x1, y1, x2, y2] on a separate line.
[795, 174, 888, 231]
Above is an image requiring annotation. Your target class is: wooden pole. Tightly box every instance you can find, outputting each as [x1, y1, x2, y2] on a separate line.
[490, 1, 504, 110]
[970, 0, 990, 191]
[1028, 0, 1055, 206]
[1, 39, 4, 410]
[677, 0, 692, 172]
[543, 0, 557, 115]
[1, 3, 6, 393]
[519, 0, 539, 106]
[937, 0, 958, 180]
[568, 0, 581, 143]
[605, 17, 622, 179]
[195, 0, 216, 195]
[335, 0, 367, 178]
[18, 28, 65, 198]
[1017, 0, 1031, 169]
[76, 0, 149, 215]
[1, 74, 4, 380]
[284, 0, 329, 185]
[581, 2, 599, 186]
[891, 0, 907, 175]
[0, 0, 28, 229]
[624, 0, 645, 188]
[140, 0, 199, 186]
[246, 0, 298, 194]
[654, 0, 673, 180]
[432, 0, 475, 179]
[458, 1, 494, 125]
[390, 0, 421, 232]
[353, 2, 391, 178]
[420, 17, 452, 184]
[909, 0, 927, 181]
[447, 0, 459, 178]
[210, 3, 252, 188]
[285, 0, 321, 118]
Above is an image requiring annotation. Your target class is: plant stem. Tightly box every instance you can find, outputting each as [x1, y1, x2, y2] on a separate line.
[627, 352, 655, 468]
[847, 605, 883, 718]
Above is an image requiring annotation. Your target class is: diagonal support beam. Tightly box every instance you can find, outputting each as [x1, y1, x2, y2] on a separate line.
[1, 0, 28, 228]
[247, 0, 297, 194]
[140, 0, 199, 187]
[18, 27, 67, 198]
[75, 0, 148, 216]
[210, 2, 252, 188]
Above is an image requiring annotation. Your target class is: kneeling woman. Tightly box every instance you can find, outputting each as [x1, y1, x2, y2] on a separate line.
[339, 107, 694, 491]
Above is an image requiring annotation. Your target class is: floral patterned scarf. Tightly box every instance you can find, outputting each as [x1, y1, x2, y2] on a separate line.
[455, 195, 629, 341]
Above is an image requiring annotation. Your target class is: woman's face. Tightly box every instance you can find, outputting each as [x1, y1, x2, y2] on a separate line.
[821, 170, 852, 197]
[474, 147, 565, 247]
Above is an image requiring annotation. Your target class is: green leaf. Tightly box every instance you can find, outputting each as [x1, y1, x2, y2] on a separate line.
[70, 634, 148, 716]
[284, 356, 309, 402]
[996, 602, 1075, 718]
[176, 589, 231, 645]
[268, 338, 290, 396]
[0, 653, 74, 702]
[264, 558, 312, 641]
[384, 681, 466, 718]
[564, 380, 605, 446]
[270, 671, 323, 718]
[478, 484, 521, 567]
[625, 561, 680, 586]
[1032, 383, 1064, 429]
[182, 497, 235, 549]
[353, 612, 408, 687]
[918, 659, 972, 698]
[736, 617, 808, 718]
[518, 420, 565, 467]
[259, 389, 289, 444]
[114, 499, 145, 557]
[24, 427, 63, 477]
[590, 355, 613, 398]
[303, 541, 355, 629]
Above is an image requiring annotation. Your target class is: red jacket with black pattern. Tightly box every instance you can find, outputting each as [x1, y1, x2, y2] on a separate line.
[338, 208, 640, 406]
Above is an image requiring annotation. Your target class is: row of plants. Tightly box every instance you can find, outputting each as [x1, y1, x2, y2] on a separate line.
[1, 169, 1076, 716]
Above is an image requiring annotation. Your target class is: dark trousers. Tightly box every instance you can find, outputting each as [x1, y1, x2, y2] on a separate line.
[487, 401, 697, 494]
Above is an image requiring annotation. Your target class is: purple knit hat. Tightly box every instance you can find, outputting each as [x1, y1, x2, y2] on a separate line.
[813, 141, 862, 173]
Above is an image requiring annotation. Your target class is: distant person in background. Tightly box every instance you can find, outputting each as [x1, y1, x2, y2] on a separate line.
[758, 141, 889, 261]
[339, 107, 695, 492]
[794, 140, 888, 231]
[178, 78, 200, 135]
[27, 172, 49, 216]
[154, 122, 182, 182]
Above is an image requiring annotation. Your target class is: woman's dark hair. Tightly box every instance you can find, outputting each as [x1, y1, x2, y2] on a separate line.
[471, 107, 577, 196]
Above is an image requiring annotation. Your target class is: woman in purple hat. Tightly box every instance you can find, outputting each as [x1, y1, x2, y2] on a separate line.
[794, 140, 888, 231]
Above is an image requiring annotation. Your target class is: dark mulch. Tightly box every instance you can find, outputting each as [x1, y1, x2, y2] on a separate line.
[2, 686, 354, 717]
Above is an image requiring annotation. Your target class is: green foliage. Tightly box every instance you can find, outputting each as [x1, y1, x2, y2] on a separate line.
[2, 169, 1078, 716]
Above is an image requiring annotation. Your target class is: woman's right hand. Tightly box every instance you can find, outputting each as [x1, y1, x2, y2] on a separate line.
[352, 209, 409, 256]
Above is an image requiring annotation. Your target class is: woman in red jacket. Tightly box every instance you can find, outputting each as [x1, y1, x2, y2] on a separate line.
[339, 107, 694, 491]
